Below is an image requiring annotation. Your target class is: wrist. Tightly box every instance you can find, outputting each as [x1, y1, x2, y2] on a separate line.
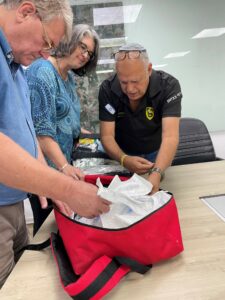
[59, 163, 69, 172]
[148, 167, 164, 178]
[120, 154, 128, 167]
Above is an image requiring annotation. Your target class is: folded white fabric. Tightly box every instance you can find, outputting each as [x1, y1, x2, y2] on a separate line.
[74, 174, 171, 229]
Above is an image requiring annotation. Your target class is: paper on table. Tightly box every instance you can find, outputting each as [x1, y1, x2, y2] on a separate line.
[200, 194, 225, 222]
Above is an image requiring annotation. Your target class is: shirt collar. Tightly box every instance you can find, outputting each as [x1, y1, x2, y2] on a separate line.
[147, 69, 161, 98]
[111, 73, 123, 98]
[0, 28, 20, 73]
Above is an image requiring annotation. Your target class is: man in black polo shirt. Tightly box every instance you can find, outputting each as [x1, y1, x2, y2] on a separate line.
[98, 43, 182, 193]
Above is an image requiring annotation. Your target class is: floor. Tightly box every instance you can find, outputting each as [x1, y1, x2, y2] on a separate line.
[27, 223, 33, 239]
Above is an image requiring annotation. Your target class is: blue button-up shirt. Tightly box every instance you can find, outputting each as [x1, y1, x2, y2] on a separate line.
[0, 29, 37, 205]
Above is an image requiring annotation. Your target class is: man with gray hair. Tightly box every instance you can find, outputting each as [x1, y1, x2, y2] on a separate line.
[99, 43, 182, 194]
[0, 0, 110, 288]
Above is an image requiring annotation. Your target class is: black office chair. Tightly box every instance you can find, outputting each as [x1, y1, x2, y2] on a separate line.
[172, 117, 217, 166]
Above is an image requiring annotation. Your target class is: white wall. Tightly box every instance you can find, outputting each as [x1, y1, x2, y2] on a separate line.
[210, 131, 225, 159]
[123, 0, 225, 132]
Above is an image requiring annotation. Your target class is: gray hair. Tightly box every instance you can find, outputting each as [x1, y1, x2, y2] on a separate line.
[1, 0, 73, 42]
[54, 24, 100, 76]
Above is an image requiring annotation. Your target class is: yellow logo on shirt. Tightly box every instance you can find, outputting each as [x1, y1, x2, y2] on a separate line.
[146, 107, 154, 120]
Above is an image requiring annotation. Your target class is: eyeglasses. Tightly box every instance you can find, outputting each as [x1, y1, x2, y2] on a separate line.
[40, 20, 54, 52]
[78, 42, 94, 61]
[113, 50, 146, 61]
[36, 10, 54, 53]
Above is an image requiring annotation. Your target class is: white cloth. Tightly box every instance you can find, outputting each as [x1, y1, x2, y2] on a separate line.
[74, 174, 171, 229]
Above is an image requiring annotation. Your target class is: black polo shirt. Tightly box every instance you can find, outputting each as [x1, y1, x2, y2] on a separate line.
[98, 69, 182, 155]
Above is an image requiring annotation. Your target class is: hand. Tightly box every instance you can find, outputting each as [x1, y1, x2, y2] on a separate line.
[123, 156, 154, 174]
[81, 127, 92, 134]
[38, 195, 48, 209]
[52, 199, 73, 217]
[39, 195, 73, 217]
[62, 164, 84, 180]
[65, 181, 111, 218]
[148, 172, 161, 195]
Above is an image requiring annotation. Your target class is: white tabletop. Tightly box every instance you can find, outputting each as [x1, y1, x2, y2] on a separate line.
[1, 160, 225, 300]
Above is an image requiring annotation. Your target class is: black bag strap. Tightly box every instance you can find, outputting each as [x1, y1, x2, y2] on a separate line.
[23, 238, 51, 251]
[114, 256, 151, 274]
[51, 232, 152, 300]
[19, 237, 51, 253]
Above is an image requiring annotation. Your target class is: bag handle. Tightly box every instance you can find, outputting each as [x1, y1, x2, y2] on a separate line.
[18, 237, 51, 253]
[22, 238, 51, 251]
[51, 233, 151, 300]
[114, 256, 151, 274]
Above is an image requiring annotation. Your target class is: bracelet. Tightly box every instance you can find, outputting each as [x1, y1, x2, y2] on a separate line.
[59, 163, 69, 172]
[148, 167, 164, 178]
[120, 154, 128, 167]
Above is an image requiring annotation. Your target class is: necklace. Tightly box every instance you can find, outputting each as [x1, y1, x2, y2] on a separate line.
[56, 58, 67, 81]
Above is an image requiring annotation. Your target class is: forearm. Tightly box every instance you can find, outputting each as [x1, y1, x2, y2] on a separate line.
[101, 135, 125, 163]
[100, 121, 129, 166]
[37, 140, 47, 165]
[147, 136, 178, 193]
[153, 136, 179, 171]
[38, 136, 68, 170]
[0, 133, 75, 200]
[152, 117, 180, 172]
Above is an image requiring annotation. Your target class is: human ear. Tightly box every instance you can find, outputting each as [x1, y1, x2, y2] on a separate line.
[148, 63, 152, 76]
[16, 2, 36, 22]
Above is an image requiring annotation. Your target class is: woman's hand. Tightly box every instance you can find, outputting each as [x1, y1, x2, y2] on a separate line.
[62, 164, 85, 180]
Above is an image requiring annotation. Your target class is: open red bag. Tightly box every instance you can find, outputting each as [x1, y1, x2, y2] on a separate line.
[51, 175, 184, 300]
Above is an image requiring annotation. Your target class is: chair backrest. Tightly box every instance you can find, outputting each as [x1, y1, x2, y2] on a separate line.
[172, 117, 216, 166]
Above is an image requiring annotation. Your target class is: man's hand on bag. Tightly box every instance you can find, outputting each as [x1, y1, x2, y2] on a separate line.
[123, 155, 154, 174]
[52, 199, 73, 217]
[65, 181, 111, 218]
[38, 195, 48, 209]
[148, 173, 161, 195]
[38, 195, 73, 217]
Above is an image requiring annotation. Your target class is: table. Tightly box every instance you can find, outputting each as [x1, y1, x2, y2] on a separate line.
[1, 160, 225, 300]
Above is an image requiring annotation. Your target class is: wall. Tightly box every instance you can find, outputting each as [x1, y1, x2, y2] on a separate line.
[123, 0, 225, 131]
[71, 0, 225, 132]
[210, 131, 225, 159]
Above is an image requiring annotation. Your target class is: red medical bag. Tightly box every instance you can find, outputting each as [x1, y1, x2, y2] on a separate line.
[51, 174, 184, 300]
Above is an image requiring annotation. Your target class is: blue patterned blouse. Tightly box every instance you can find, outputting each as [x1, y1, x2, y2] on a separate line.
[26, 58, 81, 166]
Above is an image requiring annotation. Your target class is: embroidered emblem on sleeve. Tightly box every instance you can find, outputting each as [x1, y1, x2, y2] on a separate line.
[166, 91, 182, 103]
[146, 107, 154, 120]
[105, 104, 115, 115]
